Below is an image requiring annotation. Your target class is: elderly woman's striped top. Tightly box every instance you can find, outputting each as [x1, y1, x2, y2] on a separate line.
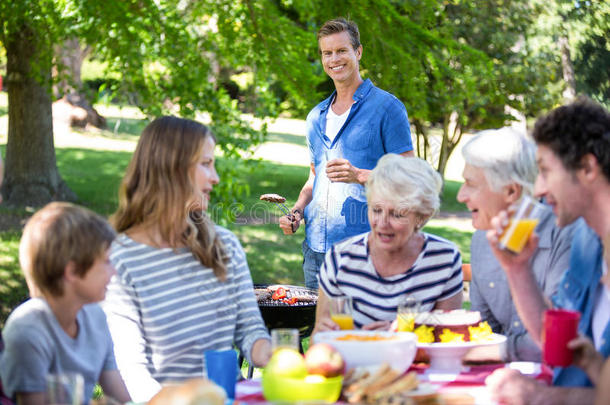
[318, 232, 463, 328]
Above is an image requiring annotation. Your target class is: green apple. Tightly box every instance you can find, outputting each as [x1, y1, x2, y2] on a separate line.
[265, 348, 308, 379]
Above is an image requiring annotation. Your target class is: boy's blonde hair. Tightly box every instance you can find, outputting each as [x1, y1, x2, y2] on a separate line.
[19, 202, 116, 297]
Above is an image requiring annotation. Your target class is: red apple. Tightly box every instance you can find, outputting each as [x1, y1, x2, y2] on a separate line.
[304, 343, 345, 377]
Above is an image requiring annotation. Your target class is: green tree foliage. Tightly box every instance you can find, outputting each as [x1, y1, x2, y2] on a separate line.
[275, 0, 557, 176]
[0, 0, 323, 210]
[1, 0, 607, 205]
[563, 1, 610, 105]
[527, 0, 609, 106]
[266, 0, 497, 175]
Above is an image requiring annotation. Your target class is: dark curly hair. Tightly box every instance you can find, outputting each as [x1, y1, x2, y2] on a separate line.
[533, 97, 610, 181]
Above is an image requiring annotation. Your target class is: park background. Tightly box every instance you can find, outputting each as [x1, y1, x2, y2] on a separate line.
[0, 0, 609, 328]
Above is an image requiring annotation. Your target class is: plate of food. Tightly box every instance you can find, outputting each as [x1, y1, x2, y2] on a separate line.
[400, 309, 507, 371]
[342, 364, 423, 404]
[313, 330, 417, 374]
[418, 333, 507, 371]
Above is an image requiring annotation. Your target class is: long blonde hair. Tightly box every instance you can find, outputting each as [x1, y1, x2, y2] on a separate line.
[111, 116, 228, 280]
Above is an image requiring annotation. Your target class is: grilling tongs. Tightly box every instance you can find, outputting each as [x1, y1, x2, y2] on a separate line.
[260, 193, 298, 232]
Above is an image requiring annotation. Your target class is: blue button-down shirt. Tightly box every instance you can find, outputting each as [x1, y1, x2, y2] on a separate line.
[470, 209, 576, 362]
[551, 221, 609, 387]
[304, 79, 413, 253]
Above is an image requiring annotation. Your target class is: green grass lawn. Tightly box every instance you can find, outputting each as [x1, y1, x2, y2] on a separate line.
[0, 112, 472, 327]
[0, 232, 23, 325]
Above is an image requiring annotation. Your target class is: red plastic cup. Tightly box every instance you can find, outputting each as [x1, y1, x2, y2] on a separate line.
[542, 309, 580, 367]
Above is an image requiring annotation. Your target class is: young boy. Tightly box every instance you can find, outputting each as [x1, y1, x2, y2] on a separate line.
[0, 202, 131, 405]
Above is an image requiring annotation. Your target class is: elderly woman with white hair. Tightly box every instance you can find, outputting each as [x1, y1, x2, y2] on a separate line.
[313, 154, 463, 333]
[457, 127, 577, 362]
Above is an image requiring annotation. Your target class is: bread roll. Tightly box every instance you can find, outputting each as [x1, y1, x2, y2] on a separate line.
[148, 378, 227, 405]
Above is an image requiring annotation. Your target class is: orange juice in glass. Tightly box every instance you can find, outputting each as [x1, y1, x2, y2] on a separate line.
[396, 314, 414, 332]
[330, 295, 354, 330]
[330, 313, 354, 330]
[396, 296, 420, 332]
[499, 196, 545, 254]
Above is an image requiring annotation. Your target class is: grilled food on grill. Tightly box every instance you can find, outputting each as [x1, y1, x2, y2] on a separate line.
[254, 285, 316, 305]
[260, 193, 286, 203]
[255, 289, 273, 302]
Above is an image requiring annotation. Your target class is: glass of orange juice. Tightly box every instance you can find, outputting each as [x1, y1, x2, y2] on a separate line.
[499, 196, 546, 254]
[329, 295, 354, 330]
[397, 296, 420, 332]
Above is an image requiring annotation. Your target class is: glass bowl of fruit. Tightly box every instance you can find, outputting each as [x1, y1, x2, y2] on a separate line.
[262, 344, 345, 403]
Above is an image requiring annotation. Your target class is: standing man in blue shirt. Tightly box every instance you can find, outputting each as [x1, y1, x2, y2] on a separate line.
[279, 17, 414, 289]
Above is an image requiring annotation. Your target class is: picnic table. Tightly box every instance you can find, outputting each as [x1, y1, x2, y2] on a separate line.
[234, 361, 553, 404]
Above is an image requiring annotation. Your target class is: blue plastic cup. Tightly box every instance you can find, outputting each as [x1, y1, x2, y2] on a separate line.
[204, 349, 237, 399]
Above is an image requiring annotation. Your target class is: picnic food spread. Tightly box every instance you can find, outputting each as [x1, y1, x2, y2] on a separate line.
[262, 341, 427, 404]
[403, 309, 494, 343]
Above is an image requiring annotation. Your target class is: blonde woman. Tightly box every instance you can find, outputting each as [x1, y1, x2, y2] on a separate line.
[102, 116, 270, 402]
[313, 154, 463, 334]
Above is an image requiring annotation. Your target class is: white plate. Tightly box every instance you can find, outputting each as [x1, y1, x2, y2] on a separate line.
[417, 333, 507, 372]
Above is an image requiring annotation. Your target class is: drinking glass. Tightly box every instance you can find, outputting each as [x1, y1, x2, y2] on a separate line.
[498, 196, 546, 254]
[324, 146, 343, 188]
[204, 349, 237, 399]
[324, 145, 343, 163]
[329, 295, 354, 330]
[271, 328, 300, 352]
[45, 373, 84, 405]
[542, 309, 580, 367]
[396, 296, 421, 332]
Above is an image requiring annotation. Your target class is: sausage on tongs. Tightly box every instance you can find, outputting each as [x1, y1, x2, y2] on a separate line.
[260, 193, 298, 232]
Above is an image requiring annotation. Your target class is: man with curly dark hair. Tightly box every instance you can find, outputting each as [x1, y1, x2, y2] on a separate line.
[484, 97, 610, 405]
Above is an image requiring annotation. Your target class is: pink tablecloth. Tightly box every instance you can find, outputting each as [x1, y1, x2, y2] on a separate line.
[235, 362, 554, 404]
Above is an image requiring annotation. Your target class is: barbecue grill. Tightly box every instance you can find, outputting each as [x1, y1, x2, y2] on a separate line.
[240, 284, 318, 378]
[254, 283, 317, 339]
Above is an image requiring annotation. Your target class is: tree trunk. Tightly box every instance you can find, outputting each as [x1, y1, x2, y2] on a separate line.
[54, 38, 87, 98]
[413, 119, 429, 160]
[559, 35, 576, 101]
[54, 38, 106, 129]
[1, 22, 76, 207]
[438, 111, 462, 178]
